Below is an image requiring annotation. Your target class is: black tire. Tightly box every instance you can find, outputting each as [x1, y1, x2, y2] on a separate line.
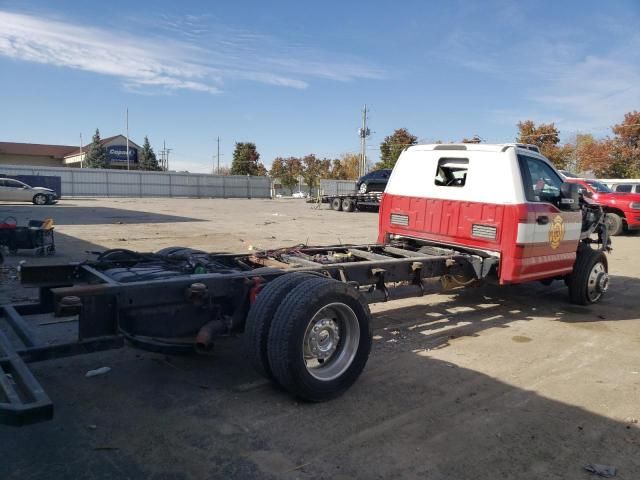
[604, 212, 623, 236]
[267, 277, 372, 401]
[567, 247, 609, 305]
[342, 198, 355, 212]
[331, 197, 343, 211]
[244, 272, 318, 381]
[33, 194, 47, 205]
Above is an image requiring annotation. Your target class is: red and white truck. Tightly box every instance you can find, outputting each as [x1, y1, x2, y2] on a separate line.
[1, 143, 611, 425]
[564, 178, 640, 235]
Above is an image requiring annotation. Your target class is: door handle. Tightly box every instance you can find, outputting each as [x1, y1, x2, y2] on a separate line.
[536, 216, 549, 225]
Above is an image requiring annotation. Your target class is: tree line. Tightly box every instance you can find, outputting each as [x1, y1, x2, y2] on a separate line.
[85, 109, 640, 180]
[514, 111, 640, 178]
[229, 142, 361, 192]
[367, 110, 640, 178]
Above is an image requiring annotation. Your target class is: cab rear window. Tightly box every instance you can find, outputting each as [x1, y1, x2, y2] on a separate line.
[434, 158, 468, 187]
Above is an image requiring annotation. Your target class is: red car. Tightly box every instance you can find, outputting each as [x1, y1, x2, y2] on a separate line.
[566, 178, 640, 235]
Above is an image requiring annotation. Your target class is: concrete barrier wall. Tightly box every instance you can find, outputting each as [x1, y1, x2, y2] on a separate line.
[0, 164, 271, 198]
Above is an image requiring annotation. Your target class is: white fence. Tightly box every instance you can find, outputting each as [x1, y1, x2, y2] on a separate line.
[0, 164, 271, 198]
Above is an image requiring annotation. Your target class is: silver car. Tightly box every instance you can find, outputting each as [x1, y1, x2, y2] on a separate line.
[0, 178, 58, 205]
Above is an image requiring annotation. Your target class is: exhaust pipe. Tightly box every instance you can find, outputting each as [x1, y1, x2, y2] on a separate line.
[195, 320, 227, 352]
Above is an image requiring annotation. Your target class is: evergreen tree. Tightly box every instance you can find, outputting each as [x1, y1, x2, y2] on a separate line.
[230, 142, 267, 175]
[84, 128, 109, 169]
[139, 136, 161, 171]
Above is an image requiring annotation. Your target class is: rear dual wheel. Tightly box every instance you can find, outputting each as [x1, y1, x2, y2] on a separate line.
[245, 274, 372, 401]
[329, 197, 355, 212]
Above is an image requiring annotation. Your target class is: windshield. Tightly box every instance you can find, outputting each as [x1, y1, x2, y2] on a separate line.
[585, 180, 612, 193]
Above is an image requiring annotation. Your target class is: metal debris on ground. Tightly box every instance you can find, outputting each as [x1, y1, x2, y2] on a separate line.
[85, 367, 111, 378]
[584, 464, 617, 477]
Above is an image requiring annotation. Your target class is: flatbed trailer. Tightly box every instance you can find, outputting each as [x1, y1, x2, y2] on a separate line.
[312, 192, 383, 212]
[0, 241, 495, 425]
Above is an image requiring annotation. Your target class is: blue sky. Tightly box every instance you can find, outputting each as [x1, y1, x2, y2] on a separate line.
[0, 0, 639, 172]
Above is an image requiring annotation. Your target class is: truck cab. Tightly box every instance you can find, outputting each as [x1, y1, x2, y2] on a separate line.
[378, 143, 609, 298]
[564, 178, 640, 236]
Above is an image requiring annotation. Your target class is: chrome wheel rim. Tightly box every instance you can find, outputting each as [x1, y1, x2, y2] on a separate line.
[587, 261, 608, 302]
[302, 302, 360, 381]
[35, 195, 46, 205]
[359, 183, 367, 193]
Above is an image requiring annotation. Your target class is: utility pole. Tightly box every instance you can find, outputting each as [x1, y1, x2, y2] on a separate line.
[126, 107, 130, 170]
[160, 140, 173, 171]
[79, 133, 83, 168]
[211, 137, 224, 175]
[358, 105, 370, 178]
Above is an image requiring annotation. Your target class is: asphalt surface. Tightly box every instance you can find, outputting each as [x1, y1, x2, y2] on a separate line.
[1, 197, 639, 479]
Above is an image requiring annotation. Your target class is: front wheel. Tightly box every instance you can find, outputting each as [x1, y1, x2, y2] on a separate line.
[33, 194, 47, 205]
[358, 183, 368, 194]
[267, 277, 372, 401]
[567, 247, 609, 305]
[604, 212, 623, 236]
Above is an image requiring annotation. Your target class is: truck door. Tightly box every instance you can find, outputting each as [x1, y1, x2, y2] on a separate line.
[514, 154, 582, 281]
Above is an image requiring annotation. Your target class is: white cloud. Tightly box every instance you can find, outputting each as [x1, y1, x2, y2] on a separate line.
[0, 10, 383, 94]
[440, 11, 640, 136]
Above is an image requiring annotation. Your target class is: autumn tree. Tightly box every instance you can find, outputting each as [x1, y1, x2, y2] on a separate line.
[611, 111, 640, 177]
[331, 153, 360, 180]
[576, 113, 640, 178]
[377, 128, 418, 169]
[612, 111, 640, 149]
[302, 154, 332, 193]
[515, 120, 574, 168]
[84, 128, 109, 169]
[230, 142, 267, 175]
[270, 156, 303, 191]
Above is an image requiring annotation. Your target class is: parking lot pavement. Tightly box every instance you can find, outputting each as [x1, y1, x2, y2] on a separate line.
[1, 198, 639, 479]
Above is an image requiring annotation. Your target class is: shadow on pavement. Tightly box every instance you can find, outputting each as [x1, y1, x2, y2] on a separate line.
[0, 275, 639, 479]
[0, 203, 203, 225]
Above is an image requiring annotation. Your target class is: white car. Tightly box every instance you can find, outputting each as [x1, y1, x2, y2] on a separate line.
[0, 178, 58, 205]
[291, 191, 308, 198]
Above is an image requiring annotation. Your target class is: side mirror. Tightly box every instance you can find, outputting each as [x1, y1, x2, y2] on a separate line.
[560, 183, 580, 211]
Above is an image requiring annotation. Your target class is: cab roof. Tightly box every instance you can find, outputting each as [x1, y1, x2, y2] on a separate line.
[405, 143, 541, 154]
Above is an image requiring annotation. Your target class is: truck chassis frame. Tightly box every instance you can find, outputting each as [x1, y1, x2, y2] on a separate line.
[0, 241, 495, 425]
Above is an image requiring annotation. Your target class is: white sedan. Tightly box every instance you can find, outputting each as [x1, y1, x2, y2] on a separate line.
[0, 178, 58, 205]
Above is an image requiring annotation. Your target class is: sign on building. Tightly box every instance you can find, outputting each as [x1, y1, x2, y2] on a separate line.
[107, 145, 138, 165]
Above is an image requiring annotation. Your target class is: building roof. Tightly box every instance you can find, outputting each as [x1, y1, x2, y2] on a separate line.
[0, 141, 78, 158]
[0, 135, 140, 160]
